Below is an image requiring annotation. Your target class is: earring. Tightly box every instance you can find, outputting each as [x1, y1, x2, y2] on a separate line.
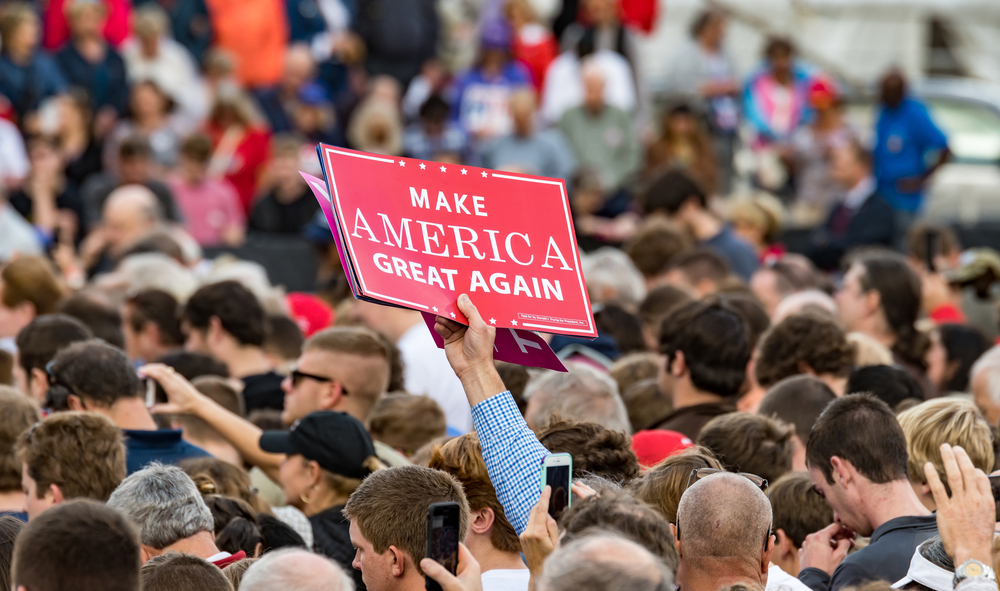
[300, 493, 312, 505]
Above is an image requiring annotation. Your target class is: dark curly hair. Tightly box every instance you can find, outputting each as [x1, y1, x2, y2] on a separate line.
[755, 312, 856, 389]
[181, 280, 266, 346]
[537, 418, 641, 484]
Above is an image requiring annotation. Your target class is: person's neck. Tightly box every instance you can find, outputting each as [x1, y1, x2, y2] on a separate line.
[333, 399, 370, 425]
[820, 374, 848, 397]
[679, 558, 766, 591]
[688, 210, 723, 242]
[185, 436, 242, 466]
[858, 479, 931, 532]
[158, 531, 221, 560]
[736, 384, 766, 414]
[855, 321, 896, 352]
[8, 45, 32, 64]
[771, 555, 799, 578]
[137, 112, 166, 131]
[584, 103, 604, 117]
[814, 110, 841, 131]
[0, 490, 23, 512]
[74, 36, 105, 61]
[275, 180, 304, 203]
[224, 346, 274, 379]
[466, 535, 526, 573]
[301, 489, 351, 518]
[98, 398, 159, 431]
[672, 377, 725, 410]
[697, 37, 718, 53]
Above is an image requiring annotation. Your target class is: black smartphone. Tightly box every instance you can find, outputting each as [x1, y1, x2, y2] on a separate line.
[425, 501, 461, 591]
[989, 475, 1000, 522]
[924, 229, 940, 273]
[540, 453, 573, 520]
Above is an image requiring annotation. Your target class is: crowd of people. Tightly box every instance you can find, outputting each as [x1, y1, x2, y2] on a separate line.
[0, 0, 998, 591]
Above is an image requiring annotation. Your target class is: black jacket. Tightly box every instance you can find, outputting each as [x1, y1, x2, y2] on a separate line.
[311, 505, 366, 591]
[807, 191, 896, 271]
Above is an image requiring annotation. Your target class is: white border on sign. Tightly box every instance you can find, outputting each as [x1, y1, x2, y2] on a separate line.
[321, 147, 595, 333]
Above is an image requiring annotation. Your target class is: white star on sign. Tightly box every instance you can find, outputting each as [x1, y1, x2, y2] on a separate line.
[489, 318, 496, 325]
[511, 319, 518, 326]
[432, 306, 438, 312]
[398, 160, 405, 166]
[481, 171, 488, 178]
[419, 163, 426, 170]
[450, 312, 456, 319]
[440, 165, 447, 172]
[461, 168, 467, 175]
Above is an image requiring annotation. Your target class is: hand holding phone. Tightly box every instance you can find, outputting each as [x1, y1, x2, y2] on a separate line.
[426, 502, 461, 591]
[539, 453, 572, 519]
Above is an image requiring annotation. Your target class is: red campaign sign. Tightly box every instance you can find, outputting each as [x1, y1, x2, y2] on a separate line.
[317, 145, 597, 339]
[420, 312, 567, 372]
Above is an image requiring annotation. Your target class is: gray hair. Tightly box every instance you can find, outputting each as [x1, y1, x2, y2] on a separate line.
[582, 247, 646, 308]
[538, 534, 673, 591]
[107, 463, 213, 550]
[971, 346, 1000, 407]
[239, 548, 355, 591]
[526, 363, 631, 434]
[117, 253, 198, 302]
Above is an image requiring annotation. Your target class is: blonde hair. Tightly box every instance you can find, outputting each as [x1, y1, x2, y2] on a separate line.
[847, 332, 894, 367]
[728, 192, 785, 243]
[897, 398, 994, 486]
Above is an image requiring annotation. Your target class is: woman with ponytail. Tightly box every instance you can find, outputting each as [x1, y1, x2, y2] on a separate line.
[836, 250, 934, 397]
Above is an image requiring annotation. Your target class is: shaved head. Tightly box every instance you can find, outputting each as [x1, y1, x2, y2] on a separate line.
[677, 472, 771, 561]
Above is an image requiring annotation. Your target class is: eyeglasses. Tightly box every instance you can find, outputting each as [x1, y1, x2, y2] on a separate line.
[289, 366, 349, 395]
[677, 468, 772, 550]
[686, 468, 769, 496]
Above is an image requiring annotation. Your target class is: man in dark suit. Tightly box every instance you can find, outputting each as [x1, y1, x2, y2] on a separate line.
[807, 141, 896, 271]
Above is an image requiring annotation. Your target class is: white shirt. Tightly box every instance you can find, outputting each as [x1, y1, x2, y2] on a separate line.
[397, 323, 474, 433]
[767, 563, 813, 591]
[843, 175, 877, 211]
[122, 36, 210, 122]
[540, 50, 636, 125]
[481, 568, 531, 591]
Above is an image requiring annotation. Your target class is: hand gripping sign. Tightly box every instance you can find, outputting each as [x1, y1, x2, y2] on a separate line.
[312, 144, 597, 340]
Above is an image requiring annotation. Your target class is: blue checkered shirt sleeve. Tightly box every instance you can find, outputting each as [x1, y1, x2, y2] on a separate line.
[471, 390, 550, 535]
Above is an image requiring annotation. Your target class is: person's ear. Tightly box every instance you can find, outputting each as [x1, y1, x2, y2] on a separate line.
[670, 523, 682, 557]
[307, 459, 322, 487]
[863, 289, 882, 316]
[470, 507, 495, 535]
[671, 351, 687, 378]
[943, 359, 962, 384]
[140, 544, 159, 563]
[774, 528, 793, 559]
[208, 317, 225, 344]
[49, 484, 64, 505]
[797, 361, 817, 376]
[67, 394, 86, 411]
[388, 545, 407, 577]
[830, 456, 853, 486]
[761, 532, 775, 575]
[253, 541, 262, 558]
[142, 320, 161, 346]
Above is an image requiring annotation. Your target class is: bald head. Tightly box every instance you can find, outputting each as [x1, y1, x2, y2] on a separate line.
[538, 534, 673, 591]
[676, 472, 772, 561]
[103, 185, 161, 253]
[240, 549, 354, 591]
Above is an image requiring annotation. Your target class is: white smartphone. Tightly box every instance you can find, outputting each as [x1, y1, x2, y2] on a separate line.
[539, 453, 573, 518]
[144, 377, 157, 408]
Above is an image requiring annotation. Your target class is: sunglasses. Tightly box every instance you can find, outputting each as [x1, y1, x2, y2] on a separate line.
[686, 468, 769, 496]
[677, 468, 772, 549]
[289, 366, 349, 396]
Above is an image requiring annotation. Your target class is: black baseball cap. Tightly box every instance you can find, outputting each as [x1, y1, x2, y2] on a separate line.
[259, 411, 376, 479]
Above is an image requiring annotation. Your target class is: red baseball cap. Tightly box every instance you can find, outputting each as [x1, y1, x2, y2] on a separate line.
[808, 76, 838, 109]
[631, 430, 693, 468]
[286, 293, 334, 337]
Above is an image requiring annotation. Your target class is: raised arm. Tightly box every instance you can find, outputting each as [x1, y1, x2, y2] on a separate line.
[141, 363, 284, 482]
[435, 294, 550, 533]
